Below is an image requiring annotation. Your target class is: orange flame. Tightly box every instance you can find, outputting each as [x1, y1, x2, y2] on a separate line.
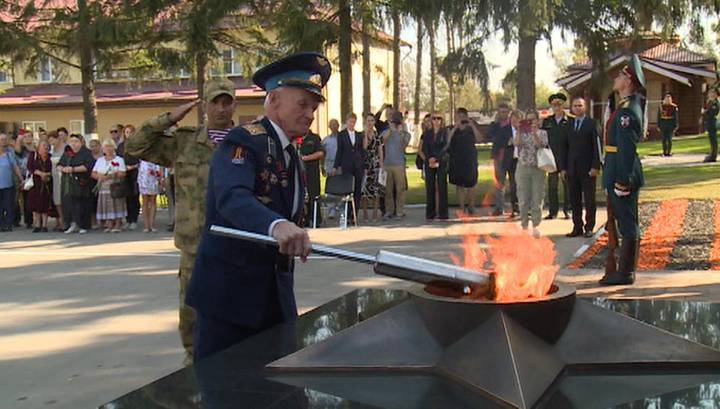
[450, 220, 559, 302]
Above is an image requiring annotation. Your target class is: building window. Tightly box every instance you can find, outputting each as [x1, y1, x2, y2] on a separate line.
[223, 49, 240, 76]
[211, 48, 240, 77]
[22, 121, 47, 138]
[38, 56, 53, 82]
[69, 120, 85, 136]
[0, 69, 9, 83]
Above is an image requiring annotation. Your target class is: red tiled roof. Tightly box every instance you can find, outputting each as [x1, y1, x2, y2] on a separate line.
[566, 42, 715, 71]
[0, 77, 264, 108]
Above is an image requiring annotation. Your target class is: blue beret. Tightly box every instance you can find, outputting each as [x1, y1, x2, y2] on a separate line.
[252, 52, 332, 101]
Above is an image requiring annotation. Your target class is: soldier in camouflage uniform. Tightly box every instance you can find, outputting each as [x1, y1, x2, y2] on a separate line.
[126, 78, 237, 365]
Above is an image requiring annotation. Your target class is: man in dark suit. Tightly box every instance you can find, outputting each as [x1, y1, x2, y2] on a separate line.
[488, 103, 514, 216]
[563, 96, 601, 238]
[333, 113, 365, 220]
[186, 52, 331, 361]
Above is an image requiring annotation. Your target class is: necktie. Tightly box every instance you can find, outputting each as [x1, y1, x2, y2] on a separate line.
[284, 144, 300, 217]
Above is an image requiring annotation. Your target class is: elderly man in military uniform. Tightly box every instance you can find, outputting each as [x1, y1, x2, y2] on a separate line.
[126, 78, 237, 365]
[186, 53, 331, 361]
[542, 93, 572, 220]
[598, 55, 646, 286]
[657, 92, 678, 157]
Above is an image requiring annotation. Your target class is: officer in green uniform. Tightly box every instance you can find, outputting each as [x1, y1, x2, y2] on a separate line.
[599, 55, 646, 286]
[126, 78, 237, 364]
[703, 88, 719, 163]
[541, 92, 572, 219]
[300, 130, 325, 226]
[657, 92, 678, 156]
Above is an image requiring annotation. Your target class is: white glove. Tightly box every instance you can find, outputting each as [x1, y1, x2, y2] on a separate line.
[614, 188, 631, 197]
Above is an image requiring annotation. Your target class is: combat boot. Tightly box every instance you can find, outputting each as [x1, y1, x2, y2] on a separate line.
[599, 239, 637, 286]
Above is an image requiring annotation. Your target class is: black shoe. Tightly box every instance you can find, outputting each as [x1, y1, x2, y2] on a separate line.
[563, 211, 570, 220]
[565, 230, 583, 238]
[32, 227, 41, 233]
[703, 156, 717, 163]
[491, 209, 503, 216]
[599, 272, 635, 285]
[544, 214, 556, 220]
[583, 230, 594, 238]
[41, 227, 48, 233]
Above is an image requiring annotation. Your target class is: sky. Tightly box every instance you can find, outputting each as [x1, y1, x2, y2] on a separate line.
[399, 17, 719, 93]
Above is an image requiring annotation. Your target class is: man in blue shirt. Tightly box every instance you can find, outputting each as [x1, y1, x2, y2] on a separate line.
[0, 132, 24, 232]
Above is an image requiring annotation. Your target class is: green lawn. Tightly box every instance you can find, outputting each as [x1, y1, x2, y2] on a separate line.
[637, 134, 711, 157]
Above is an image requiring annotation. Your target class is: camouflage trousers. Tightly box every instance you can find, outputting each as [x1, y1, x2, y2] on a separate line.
[179, 251, 197, 366]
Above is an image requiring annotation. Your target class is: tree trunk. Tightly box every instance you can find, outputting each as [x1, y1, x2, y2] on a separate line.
[361, 8, 371, 116]
[339, 0, 353, 120]
[77, 0, 97, 136]
[391, 4, 401, 109]
[195, 52, 208, 124]
[413, 20, 423, 127]
[427, 18, 437, 114]
[445, 18, 455, 117]
[516, 32, 536, 110]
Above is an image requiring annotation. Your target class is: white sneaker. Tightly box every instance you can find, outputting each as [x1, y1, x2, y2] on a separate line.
[64, 223, 78, 234]
[78, 229, 88, 234]
[532, 228, 541, 238]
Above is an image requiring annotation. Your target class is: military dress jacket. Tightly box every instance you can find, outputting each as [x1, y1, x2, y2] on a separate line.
[657, 103, 678, 130]
[541, 114, 573, 171]
[602, 95, 645, 192]
[126, 112, 214, 255]
[186, 117, 305, 328]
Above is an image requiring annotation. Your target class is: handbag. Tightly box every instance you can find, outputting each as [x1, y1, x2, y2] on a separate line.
[23, 177, 34, 191]
[377, 168, 387, 187]
[536, 147, 557, 173]
[110, 181, 128, 199]
[415, 154, 423, 170]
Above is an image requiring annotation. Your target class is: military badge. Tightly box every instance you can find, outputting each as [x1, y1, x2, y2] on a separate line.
[281, 178, 289, 188]
[231, 146, 246, 165]
[242, 123, 266, 136]
[270, 173, 278, 185]
[255, 195, 273, 204]
[620, 115, 630, 128]
[266, 155, 273, 165]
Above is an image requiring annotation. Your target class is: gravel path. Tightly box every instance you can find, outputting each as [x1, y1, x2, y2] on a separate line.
[667, 199, 716, 270]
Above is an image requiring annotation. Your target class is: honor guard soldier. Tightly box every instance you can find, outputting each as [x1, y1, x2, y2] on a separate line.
[541, 92, 572, 220]
[599, 55, 646, 286]
[186, 53, 331, 361]
[657, 92, 678, 156]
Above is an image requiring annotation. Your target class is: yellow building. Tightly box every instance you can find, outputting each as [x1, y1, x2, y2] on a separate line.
[0, 27, 402, 140]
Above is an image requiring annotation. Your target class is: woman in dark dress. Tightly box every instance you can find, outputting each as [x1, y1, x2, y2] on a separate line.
[27, 141, 53, 232]
[418, 113, 450, 220]
[448, 108, 480, 215]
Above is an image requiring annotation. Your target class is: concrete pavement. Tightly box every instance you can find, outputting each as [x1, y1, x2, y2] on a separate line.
[2, 206, 719, 408]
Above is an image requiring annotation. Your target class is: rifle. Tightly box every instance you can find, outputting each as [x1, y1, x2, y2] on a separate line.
[605, 195, 618, 274]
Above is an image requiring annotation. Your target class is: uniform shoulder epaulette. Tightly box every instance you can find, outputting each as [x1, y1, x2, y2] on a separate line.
[567, 113, 576, 119]
[241, 123, 267, 136]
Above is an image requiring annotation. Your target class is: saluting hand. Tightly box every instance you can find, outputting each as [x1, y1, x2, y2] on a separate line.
[169, 99, 202, 124]
[272, 220, 312, 262]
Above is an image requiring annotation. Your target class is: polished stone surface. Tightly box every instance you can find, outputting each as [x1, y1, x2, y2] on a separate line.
[101, 289, 720, 409]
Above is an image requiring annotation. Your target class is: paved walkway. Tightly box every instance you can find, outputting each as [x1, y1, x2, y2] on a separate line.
[1, 206, 719, 408]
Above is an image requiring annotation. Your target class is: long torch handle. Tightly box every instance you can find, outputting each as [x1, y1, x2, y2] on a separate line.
[209, 225, 376, 265]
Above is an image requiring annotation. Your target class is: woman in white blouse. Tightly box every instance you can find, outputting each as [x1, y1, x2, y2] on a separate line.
[513, 110, 549, 237]
[92, 140, 126, 233]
